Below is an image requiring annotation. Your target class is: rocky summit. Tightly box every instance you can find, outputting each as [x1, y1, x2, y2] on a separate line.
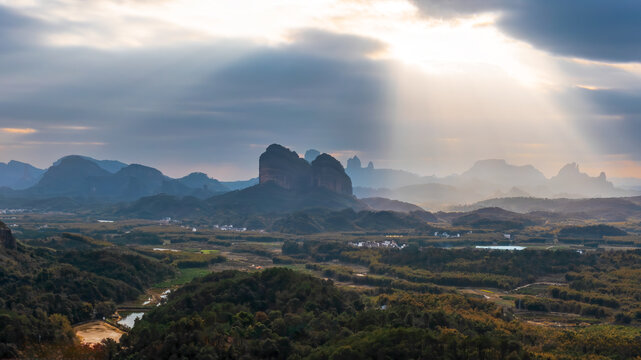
[259, 144, 352, 195]
[259, 144, 314, 190]
[312, 153, 352, 195]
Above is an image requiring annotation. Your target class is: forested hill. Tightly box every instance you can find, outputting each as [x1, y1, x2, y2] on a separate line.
[0, 227, 175, 358]
[118, 268, 533, 360]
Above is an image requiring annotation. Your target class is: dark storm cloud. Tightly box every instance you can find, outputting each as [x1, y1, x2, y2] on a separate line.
[413, 0, 641, 62]
[563, 87, 641, 160]
[0, 7, 391, 175]
[581, 89, 641, 117]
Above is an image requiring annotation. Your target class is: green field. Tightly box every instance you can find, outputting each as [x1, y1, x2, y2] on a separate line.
[153, 267, 212, 288]
[200, 249, 220, 254]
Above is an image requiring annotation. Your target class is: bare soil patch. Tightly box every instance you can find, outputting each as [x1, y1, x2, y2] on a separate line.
[74, 321, 125, 344]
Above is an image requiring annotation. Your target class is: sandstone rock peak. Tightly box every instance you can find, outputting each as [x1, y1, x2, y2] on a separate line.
[312, 154, 353, 195]
[259, 144, 312, 190]
[259, 144, 352, 195]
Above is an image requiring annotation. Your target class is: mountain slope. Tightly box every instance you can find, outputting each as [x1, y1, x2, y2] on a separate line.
[207, 182, 366, 214]
[53, 155, 128, 173]
[0, 160, 45, 189]
[455, 196, 641, 221]
[360, 197, 425, 213]
[29, 156, 112, 197]
[23, 157, 201, 201]
[220, 177, 259, 190]
[178, 172, 229, 192]
[450, 207, 543, 230]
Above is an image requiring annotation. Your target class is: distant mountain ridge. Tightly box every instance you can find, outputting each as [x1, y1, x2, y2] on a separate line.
[1, 156, 249, 201]
[0, 160, 45, 189]
[0, 151, 268, 203]
[52, 155, 128, 173]
[351, 158, 636, 210]
[177, 172, 229, 193]
[2, 151, 638, 209]
[114, 144, 432, 227]
[452, 196, 641, 222]
[25, 156, 193, 200]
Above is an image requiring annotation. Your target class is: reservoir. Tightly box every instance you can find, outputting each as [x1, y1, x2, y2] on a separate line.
[118, 312, 145, 329]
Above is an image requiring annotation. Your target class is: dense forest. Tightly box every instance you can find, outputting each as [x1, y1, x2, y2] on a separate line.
[0, 227, 175, 358]
[118, 268, 533, 360]
[4, 217, 641, 359]
[118, 268, 641, 359]
[282, 240, 594, 288]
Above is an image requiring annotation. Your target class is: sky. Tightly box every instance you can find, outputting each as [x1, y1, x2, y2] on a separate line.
[0, 0, 640, 180]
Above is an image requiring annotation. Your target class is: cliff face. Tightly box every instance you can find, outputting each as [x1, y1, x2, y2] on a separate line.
[0, 221, 16, 250]
[259, 144, 313, 190]
[259, 144, 352, 195]
[312, 154, 352, 195]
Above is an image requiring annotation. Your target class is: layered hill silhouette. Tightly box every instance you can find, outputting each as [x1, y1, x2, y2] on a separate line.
[114, 145, 432, 228]
[351, 158, 636, 210]
[119, 144, 365, 217]
[0, 155, 254, 202]
[22, 156, 206, 200]
[454, 196, 641, 222]
[1, 148, 638, 212]
[0, 160, 45, 189]
[52, 155, 128, 173]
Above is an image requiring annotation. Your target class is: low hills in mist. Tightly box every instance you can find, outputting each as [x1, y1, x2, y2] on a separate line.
[454, 195, 641, 222]
[349, 158, 636, 209]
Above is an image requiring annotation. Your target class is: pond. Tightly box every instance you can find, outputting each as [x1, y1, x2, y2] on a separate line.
[118, 312, 145, 329]
[475, 245, 526, 251]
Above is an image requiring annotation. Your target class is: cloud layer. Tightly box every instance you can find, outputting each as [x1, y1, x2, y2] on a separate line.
[413, 0, 641, 63]
[0, 6, 391, 178]
[1, 1, 641, 179]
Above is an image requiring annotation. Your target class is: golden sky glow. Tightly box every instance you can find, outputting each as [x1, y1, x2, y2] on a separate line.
[1, 127, 37, 134]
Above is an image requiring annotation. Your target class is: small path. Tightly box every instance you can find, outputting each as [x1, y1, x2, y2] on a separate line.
[511, 282, 567, 293]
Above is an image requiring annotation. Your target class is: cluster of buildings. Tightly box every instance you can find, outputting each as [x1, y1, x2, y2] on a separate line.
[434, 231, 461, 238]
[0, 209, 26, 214]
[159, 217, 179, 225]
[349, 240, 407, 249]
[213, 224, 247, 232]
[157, 218, 249, 232]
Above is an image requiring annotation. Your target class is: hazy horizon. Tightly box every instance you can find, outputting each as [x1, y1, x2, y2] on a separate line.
[1, 0, 641, 180]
